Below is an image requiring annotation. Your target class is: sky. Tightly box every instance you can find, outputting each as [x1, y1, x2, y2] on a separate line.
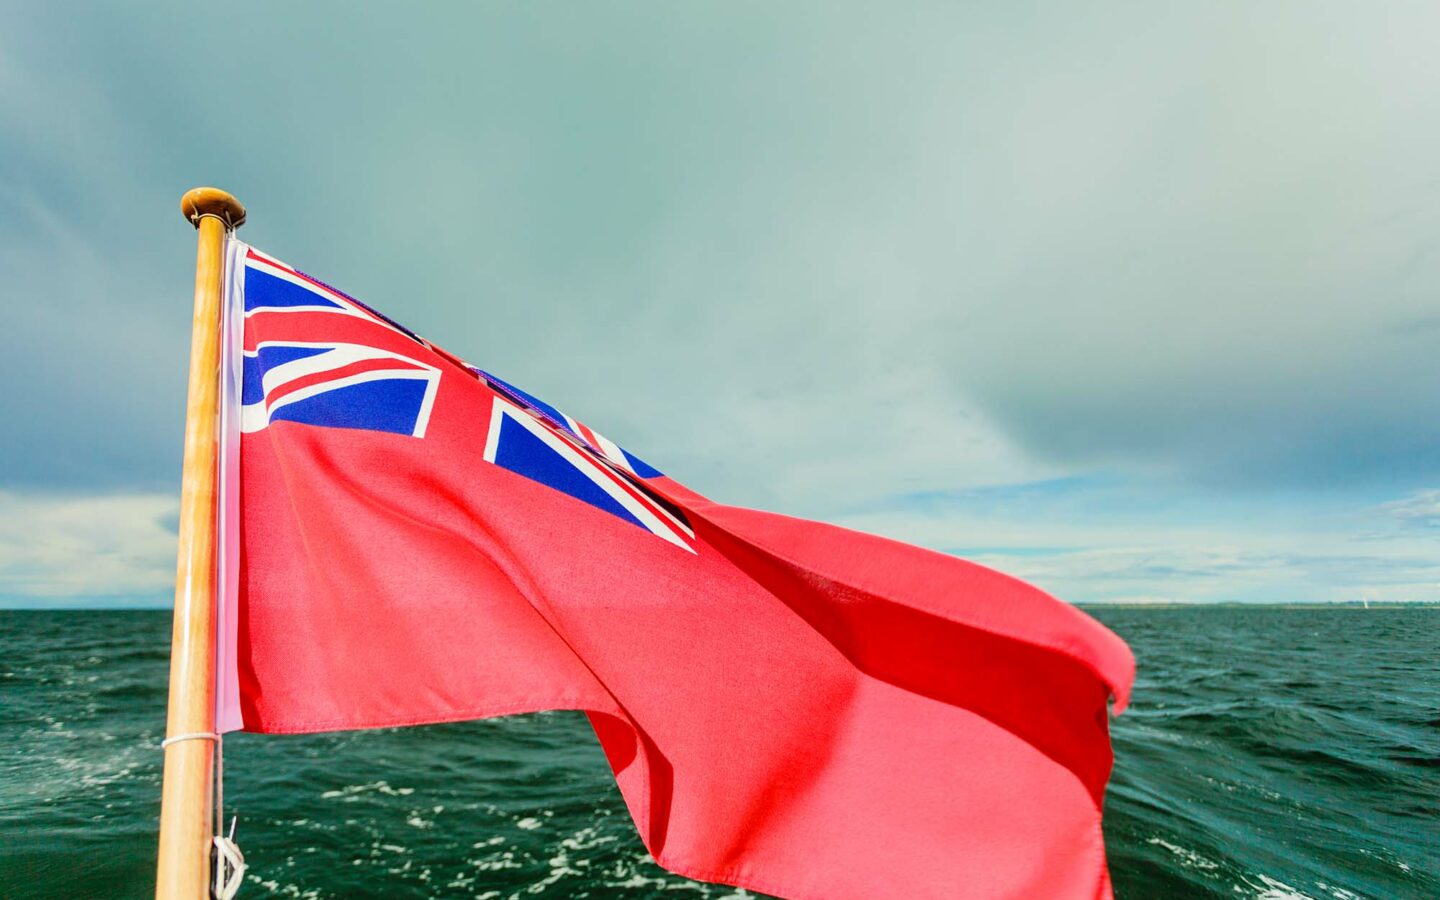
[2, 2, 1437, 608]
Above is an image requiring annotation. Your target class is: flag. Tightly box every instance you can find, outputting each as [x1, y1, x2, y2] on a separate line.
[215, 240, 1135, 899]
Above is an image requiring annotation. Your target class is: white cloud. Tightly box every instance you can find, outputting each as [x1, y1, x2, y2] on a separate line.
[0, 492, 177, 598]
[1382, 489, 1440, 526]
[832, 485, 1440, 605]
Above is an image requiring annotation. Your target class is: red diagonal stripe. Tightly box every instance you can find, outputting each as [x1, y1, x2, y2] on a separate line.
[265, 356, 426, 407]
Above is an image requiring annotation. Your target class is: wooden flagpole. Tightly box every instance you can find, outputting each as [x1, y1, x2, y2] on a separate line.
[156, 187, 245, 899]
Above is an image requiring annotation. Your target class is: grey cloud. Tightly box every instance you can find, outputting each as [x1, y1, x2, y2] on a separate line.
[3, 1, 1439, 505]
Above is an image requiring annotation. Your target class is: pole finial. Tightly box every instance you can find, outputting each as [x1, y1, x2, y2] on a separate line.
[181, 187, 246, 230]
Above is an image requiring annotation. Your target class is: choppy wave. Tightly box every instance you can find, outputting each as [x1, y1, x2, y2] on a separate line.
[1, 608, 1435, 898]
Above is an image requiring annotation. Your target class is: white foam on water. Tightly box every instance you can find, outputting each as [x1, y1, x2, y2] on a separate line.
[515, 816, 543, 830]
[607, 872, 664, 891]
[519, 848, 583, 894]
[559, 824, 617, 853]
[1146, 837, 1220, 871]
[470, 850, 523, 872]
[318, 780, 414, 800]
[1240, 873, 1318, 899]
[600, 853, 726, 895]
[468, 837, 524, 873]
[445, 873, 478, 891]
[243, 875, 322, 899]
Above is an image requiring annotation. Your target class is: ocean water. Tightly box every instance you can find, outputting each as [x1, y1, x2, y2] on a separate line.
[1, 608, 1435, 899]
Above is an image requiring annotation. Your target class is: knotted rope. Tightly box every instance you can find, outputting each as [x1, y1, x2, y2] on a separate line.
[160, 731, 247, 898]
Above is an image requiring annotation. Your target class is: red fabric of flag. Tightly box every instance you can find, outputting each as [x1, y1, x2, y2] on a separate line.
[224, 243, 1135, 899]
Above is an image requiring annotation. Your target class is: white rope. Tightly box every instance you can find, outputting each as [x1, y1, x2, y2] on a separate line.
[214, 817, 247, 900]
[158, 730, 245, 897]
[160, 731, 220, 748]
[212, 736, 245, 899]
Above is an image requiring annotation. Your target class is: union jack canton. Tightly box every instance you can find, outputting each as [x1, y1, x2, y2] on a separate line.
[234, 246, 691, 551]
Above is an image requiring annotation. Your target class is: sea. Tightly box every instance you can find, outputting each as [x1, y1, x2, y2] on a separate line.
[1, 607, 1435, 899]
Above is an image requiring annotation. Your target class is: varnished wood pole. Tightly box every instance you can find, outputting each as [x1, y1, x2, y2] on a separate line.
[157, 187, 245, 900]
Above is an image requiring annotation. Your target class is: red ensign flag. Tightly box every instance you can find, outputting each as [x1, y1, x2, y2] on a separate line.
[216, 242, 1135, 899]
